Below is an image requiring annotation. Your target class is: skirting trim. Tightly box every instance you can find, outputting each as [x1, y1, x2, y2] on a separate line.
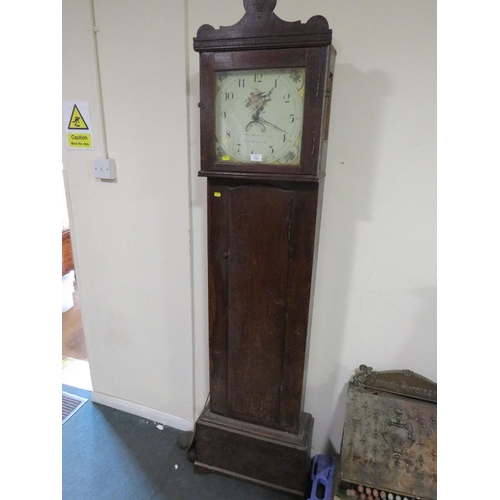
[91, 391, 195, 432]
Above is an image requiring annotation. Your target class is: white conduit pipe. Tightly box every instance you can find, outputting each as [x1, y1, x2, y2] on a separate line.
[88, 0, 109, 160]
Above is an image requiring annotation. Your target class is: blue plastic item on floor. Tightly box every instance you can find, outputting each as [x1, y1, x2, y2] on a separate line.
[308, 454, 336, 500]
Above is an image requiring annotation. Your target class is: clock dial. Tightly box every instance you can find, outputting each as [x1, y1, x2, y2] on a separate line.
[215, 68, 305, 165]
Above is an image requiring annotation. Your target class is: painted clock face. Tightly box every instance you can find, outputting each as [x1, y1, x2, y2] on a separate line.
[214, 67, 305, 165]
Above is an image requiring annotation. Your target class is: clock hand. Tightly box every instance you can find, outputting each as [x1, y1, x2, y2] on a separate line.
[253, 87, 273, 103]
[262, 87, 274, 103]
[256, 117, 289, 135]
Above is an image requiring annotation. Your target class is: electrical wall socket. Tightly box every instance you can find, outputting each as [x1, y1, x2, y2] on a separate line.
[93, 158, 117, 180]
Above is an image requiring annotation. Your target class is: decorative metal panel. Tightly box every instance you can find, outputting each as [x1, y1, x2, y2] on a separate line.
[340, 366, 437, 500]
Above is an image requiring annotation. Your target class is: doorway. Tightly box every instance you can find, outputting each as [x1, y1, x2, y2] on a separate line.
[62, 172, 92, 390]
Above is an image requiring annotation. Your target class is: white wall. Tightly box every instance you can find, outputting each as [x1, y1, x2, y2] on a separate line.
[301, 0, 436, 454]
[63, 0, 436, 455]
[62, 0, 194, 427]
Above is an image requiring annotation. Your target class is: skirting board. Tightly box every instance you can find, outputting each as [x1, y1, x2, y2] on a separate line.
[91, 391, 194, 432]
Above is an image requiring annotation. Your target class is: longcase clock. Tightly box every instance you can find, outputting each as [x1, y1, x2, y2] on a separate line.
[193, 1, 336, 496]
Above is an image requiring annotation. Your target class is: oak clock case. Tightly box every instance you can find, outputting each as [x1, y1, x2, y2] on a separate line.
[199, 43, 334, 179]
[193, 2, 335, 497]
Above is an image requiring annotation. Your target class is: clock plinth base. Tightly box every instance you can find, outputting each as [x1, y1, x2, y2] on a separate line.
[194, 405, 314, 497]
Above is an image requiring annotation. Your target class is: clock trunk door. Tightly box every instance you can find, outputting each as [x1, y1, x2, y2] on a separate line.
[207, 178, 320, 434]
[226, 184, 292, 429]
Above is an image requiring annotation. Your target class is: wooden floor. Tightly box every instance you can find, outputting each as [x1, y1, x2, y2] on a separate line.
[62, 278, 87, 361]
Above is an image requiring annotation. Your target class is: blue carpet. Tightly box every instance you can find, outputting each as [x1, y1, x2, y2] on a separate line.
[62, 385, 296, 500]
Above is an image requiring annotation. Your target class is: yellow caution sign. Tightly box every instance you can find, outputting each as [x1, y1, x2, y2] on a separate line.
[63, 101, 93, 149]
[67, 133, 92, 149]
[67, 104, 89, 130]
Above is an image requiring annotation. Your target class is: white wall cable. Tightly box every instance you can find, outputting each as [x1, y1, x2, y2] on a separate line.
[88, 0, 109, 160]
